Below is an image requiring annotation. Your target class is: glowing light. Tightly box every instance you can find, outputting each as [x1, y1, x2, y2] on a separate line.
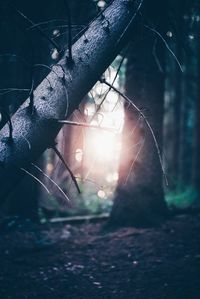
[94, 82, 108, 97]
[97, 190, 106, 199]
[97, 1, 106, 8]
[75, 149, 83, 162]
[78, 56, 125, 191]
[53, 29, 60, 37]
[106, 172, 119, 183]
[87, 131, 117, 161]
[113, 172, 119, 181]
[46, 163, 54, 174]
[102, 91, 119, 111]
[90, 120, 98, 126]
[84, 104, 95, 116]
[166, 31, 173, 37]
[51, 48, 59, 60]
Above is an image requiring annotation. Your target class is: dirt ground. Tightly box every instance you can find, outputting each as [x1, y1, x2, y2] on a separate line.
[0, 213, 200, 299]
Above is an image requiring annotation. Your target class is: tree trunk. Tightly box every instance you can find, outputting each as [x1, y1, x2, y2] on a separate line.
[193, 70, 200, 199]
[0, 0, 142, 202]
[192, 7, 200, 201]
[171, 44, 182, 188]
[109, 1, 169, 227]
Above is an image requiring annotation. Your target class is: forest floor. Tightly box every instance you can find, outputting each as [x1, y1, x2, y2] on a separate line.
[0, 213, 200, 299]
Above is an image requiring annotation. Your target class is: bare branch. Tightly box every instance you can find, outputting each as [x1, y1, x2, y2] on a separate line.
[145, 25, 183, 73]
[51, 146, 81, 194]
[58, 120, 117, 132]
[20, 167, 50, 194]
[31, 163, 70, 203]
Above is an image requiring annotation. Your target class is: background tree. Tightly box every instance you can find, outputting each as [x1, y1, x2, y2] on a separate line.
[164, 0, 200, 207]
[0, 0, 53, 220]
[109, 0, 170, 227]
[192, 0, 200, 203]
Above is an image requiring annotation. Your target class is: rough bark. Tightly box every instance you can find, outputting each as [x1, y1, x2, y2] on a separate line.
[0, 0, 141, 201]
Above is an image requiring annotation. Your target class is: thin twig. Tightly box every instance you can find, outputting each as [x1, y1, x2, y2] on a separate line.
[116, 0, 144, 46]
[75, 176, 104, 190]
[58, 120, 117, 132]
[90, 55, 126, 123]
[54, 0, 113, 46]
[52, 145, 81, 194]
[31, 163, 70, 202]
[0, 88, 29, 96]
[27, 19, 68, 30]
[20, 167, 50, 194]
[10, 4, 62, 54]
[145, 25, 183, 73]
[153, 38, 164, 73]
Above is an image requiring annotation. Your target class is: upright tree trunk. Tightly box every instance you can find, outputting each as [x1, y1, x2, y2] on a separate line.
[172, 44, 182, 188]
[109, 1, 169, 227]
[193, 73, 200, 200]
[192, 9, 200, 202]
[178, 55, 190, 187]
[162, 42, 182, 190]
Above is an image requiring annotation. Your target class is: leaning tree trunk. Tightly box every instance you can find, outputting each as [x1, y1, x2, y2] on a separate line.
[109, 0, 169, 227]
[0, 0, 142, 202]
